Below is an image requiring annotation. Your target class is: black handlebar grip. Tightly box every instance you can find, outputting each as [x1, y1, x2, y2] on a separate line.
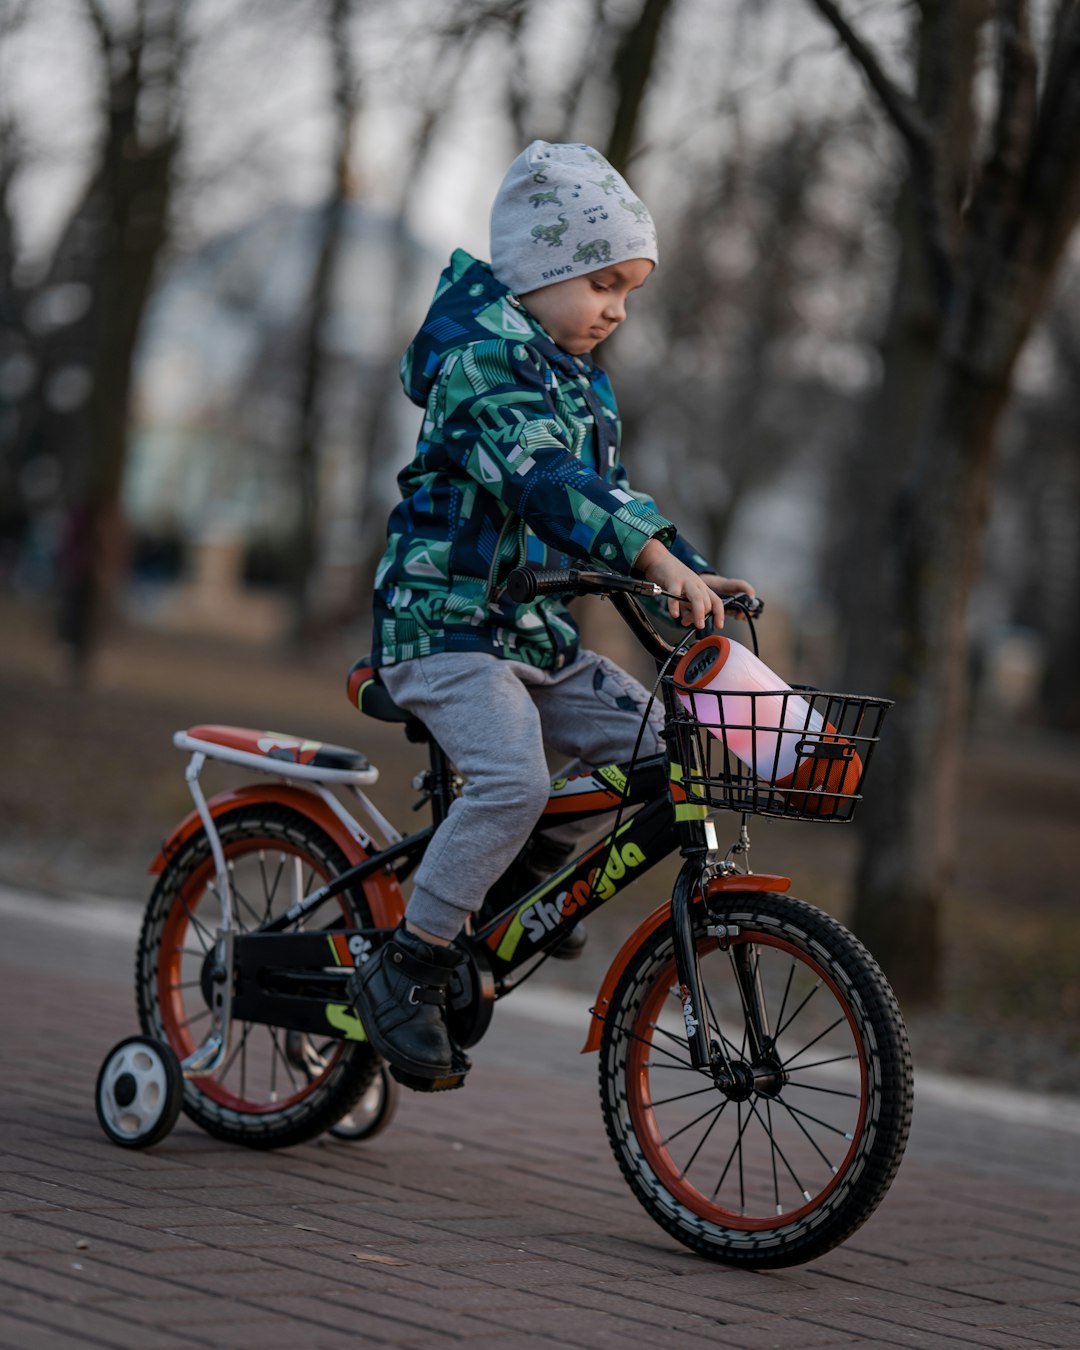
[504, 568, 537, 603]
[504, 567, 576, 603]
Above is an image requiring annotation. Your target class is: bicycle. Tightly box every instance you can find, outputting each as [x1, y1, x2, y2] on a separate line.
[95, 567, 912, 1268]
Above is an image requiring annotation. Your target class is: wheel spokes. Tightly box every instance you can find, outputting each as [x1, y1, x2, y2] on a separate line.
[629, 931, 866, 1224]
[160, 832, 356, 1115]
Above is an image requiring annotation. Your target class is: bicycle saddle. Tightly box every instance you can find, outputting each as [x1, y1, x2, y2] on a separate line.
[346, 658, 427, 741]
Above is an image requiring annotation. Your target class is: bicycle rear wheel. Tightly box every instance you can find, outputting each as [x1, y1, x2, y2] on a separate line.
[598, 890, 912, 1267]
[137, 804, 379, 1149]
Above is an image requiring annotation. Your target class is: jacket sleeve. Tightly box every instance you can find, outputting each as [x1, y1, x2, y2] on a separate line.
[610, 459, 715, 573]
[437, 339, 675, 572]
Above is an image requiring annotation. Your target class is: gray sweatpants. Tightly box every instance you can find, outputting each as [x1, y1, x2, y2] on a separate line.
[379, 649, 664, 940]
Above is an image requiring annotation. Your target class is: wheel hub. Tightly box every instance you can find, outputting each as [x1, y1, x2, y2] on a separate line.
[95, 1036, 184, 1149]
[199, 948, 227, 1008]
[113, 1072, 137, 1108]
[714, 1059, 756, 1101]
[712, 1052, 787, 1102]
[749, 1054, 786, 1098]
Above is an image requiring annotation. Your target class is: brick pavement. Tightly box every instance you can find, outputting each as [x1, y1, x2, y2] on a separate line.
[2, 891, 1080, 1349]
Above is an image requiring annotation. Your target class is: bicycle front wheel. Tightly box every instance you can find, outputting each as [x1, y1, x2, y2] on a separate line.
[137, 804, 379, 1149]
[599, 890, 912, 1267]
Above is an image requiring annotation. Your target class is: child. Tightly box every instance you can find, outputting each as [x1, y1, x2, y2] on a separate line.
[350, 141, 753, 1082]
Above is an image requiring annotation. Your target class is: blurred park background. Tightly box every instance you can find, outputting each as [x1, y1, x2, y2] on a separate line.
[1, 0, 1078, 1092]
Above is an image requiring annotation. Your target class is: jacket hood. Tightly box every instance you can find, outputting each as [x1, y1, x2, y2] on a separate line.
[401, 248, 588, 407]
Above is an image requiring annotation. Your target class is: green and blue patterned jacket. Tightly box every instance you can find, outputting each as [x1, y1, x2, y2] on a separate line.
[370, 249, 712, 668]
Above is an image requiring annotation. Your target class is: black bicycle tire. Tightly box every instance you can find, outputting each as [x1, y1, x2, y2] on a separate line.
[95, 1035, 185, 1150]
[329, 1062, 400, 1141]
[136, 804, 379, 1150]
[598, 890, 912, 1267]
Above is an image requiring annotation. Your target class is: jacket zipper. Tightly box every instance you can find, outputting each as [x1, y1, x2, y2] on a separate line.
[485, 512, 526, 603]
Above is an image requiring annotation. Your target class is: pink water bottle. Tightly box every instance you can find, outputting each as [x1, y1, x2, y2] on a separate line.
[672, 636, 862, 813]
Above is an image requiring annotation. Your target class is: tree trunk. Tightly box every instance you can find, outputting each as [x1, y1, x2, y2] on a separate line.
[706, 129, 823, 562]
[1039, 476, 1080, 731]
[348, 18, 493, 621]
[832, 0, 981, 695]
[287, 0, 357, 644]
[56, 1, 182, 674]
[287, 189, 349, 643]
[851, 359, 1009, 1002]
[604, 0, 678, 172]
[808, 0, 1080, 1005]
[830, 182, 942, 696]
[0, 116, 29, 541]
[1036, 301, 1080, 731]
[57, 159, 175, 668]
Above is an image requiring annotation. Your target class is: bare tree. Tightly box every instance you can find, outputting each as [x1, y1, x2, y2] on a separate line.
[807, 0, 1080, 1002]
[348, 2, 528, 610]
[1032, 281, 1080, 732]
[498, 0, 678, 169]
[46, 0, 188, 673]
[1, 2, 51, 573]
[287, 0, 359, 642]
[620, 120, 861, 569]
[0, 113, 26, 553]
[605, 0, 679, 171]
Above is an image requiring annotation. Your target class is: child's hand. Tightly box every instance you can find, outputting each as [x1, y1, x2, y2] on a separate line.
[636, 540, 731, 629]
[700, 573, 757, 620]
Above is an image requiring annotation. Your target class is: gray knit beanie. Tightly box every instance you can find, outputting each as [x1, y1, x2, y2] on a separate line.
[490, 140, 658, 296]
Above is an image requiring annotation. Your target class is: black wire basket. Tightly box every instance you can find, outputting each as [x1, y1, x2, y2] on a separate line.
[663, 675, 892, 823]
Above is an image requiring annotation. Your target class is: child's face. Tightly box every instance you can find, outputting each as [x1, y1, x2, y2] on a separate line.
[519, 258, 653, 355]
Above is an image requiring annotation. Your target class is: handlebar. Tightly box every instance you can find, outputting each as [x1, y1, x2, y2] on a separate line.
[503, 566, 664, 605]
[502, 566, 763, 661]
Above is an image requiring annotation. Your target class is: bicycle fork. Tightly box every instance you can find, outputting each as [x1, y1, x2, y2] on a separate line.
[670, 858, 770, 1080]
[670, 861, 713, 1071]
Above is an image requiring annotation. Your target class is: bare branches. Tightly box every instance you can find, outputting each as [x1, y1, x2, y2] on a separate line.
[81, 0, 113, 59]
[0, 0, 32, 40]
[1049, 0, 1079, 59]
[397, 15, 491, 221]
[980, 1, 1037, 211]
[805, 0, 955, 300]
[1019, 1, 1080, 268]
[327, 0, 358, 196]
[501, 0, 612, 149]
[606, 0, 678, 171]
[806, 0, 931, 155]
[555, 0, 609, 142]
[502, 3, 529, 147]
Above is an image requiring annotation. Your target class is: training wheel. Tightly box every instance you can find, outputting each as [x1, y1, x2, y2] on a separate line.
[330, 1061, 399, 1141]
[95, 1035, 183, 1149]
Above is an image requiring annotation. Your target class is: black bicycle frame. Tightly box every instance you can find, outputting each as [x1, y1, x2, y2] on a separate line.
[231, 595, 727, 1073]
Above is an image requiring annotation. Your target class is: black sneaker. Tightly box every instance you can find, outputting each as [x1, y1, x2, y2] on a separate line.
[348, 925, 463, 1080]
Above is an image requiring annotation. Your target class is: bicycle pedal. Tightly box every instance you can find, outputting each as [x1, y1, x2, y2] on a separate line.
[388, 1043, 470, 1094]
[389, 1066, 467, 1093]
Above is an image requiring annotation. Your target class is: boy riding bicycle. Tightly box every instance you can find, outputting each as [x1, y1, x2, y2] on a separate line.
[350, 140, 753, 1084]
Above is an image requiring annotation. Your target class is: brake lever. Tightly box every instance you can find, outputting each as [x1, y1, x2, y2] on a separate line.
[728, 593, 764, 619]
[656, 592, 762, 629]
[686, 594, 762, 641]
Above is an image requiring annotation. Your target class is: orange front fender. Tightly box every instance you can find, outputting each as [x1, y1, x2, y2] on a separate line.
[581, 872, 792, 1053]
[148, 782, 406, 928]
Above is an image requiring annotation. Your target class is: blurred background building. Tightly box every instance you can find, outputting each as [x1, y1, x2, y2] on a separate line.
[123, 203, 430, 640]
